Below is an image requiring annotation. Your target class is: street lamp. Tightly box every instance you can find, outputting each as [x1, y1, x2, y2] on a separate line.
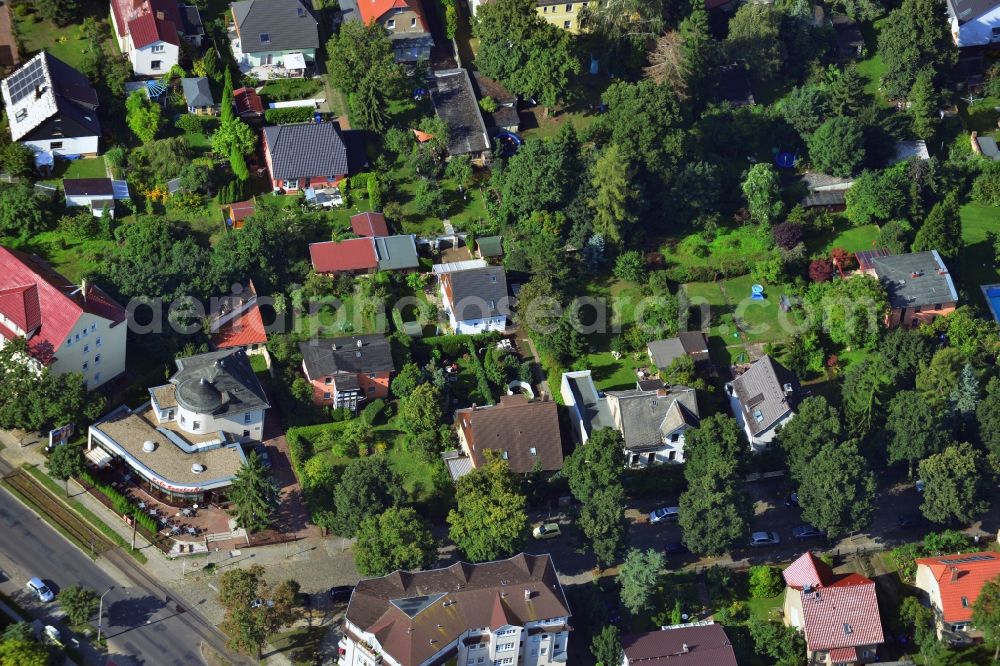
[96, 586, 114, 643]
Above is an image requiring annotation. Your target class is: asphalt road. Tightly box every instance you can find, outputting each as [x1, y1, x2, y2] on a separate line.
[0, 484, 228, 666]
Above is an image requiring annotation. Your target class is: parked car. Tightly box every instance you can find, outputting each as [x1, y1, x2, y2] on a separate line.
[329, 585, 354, 604]
[532, 523, 561, 540]
[897, 514, 930, 529]
[750, 531, 781, 547]
[783, 493, 799, 508]
[27, 577, 54, 603]
[664, 541, 690, 555]
[649, 506, 680, 524]
[792, 524, 827, 539]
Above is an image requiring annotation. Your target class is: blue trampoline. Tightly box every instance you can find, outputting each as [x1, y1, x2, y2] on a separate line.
[775, 151, 796, 169]
[495, 131, 523, 157]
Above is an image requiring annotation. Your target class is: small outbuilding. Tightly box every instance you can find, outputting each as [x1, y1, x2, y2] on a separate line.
[63, 177, 130, 217]
[181, 77, 217, 115]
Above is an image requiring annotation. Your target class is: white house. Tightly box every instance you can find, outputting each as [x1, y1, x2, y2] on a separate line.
[110, 0, 184, 76]
[438, 265, 510, 334]
[0, 246, 126, 390]
[228, 0, 320, 79]
[63, 178, 131, 217]
[725, 354, 798, 449]
[0, 52, 100, 157]
[946, 0, 1000, 47]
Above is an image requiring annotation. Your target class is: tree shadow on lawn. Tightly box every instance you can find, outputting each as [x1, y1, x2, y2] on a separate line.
[954, 238, 1000, 305]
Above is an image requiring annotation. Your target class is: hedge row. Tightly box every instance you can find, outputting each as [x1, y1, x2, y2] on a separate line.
[263, 107, 316, 124]
[465, 339, 495, 406]
[81, 470, 159, 534]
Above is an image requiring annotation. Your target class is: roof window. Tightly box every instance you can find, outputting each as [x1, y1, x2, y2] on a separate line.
[752, 408, 764, 423]
[259, 32, 270, 44]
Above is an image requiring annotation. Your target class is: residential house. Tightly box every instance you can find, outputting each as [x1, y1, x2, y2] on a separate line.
[0, 246, 126, 390]
[340, 553, 571, 666]
[298, 335, 394, 409]
[110, 0, 192, 76]
[647, 332, 710, 373]
[338, 0, 434, 62]
[373, 235, 420, 273]
[946, 0, 1000, 47]
[228, 0, 319, 78]
[63, 178, 131, 217]
[430, 69, 492, 164]
[855, 249, 958, 327]
[783, 552, 885, 665]
[439, 265, 510, 334]
[87, 348, 268, 504]
[560, 370, 700, 466]
[262, 122, 350, 193]
[1, 51, 101, 157]
[232, 86, 264, 118]
[621, 621, 739, 666]
[475, 235, 504, 261]
[350, 211, 390, 238]
[717, 63, 755, 107]
[309, 235, 419, 275]
[447, 395, 563, 480]
[915, 551, 1000, 640]
[725, 354, 798, 449]
[209, 281, 268, 354]
[181, 77, 217, 115]
[536, 0, 588, 32]
[223, 198, 256, 230]
[472, 72, 520, 133]
[800, 172, 854, 210]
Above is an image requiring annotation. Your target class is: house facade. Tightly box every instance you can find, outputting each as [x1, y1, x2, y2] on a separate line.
[0, 51, 101, 157]
[439, 265, 510, 334]
[725, 354, 798, 449]
[783, 552, 885, 665]
[110, 0, 188, 76]
[262, 122, 350, 193]
[181, 77, 217, 115]
[0, 247, 126, 390]
[87, 349, 267, 504]
[298, 335, 393, 409]
[536, 0, 589, 32]
[856, 249, 958, 328]
[63, 178, 131, 217]
[229, 0, 319, 77]
[339, 0, 434, 62]
[946, 0, 1000, 47]
[915, 551, 1000, 641]
[340, 553, 571, 666]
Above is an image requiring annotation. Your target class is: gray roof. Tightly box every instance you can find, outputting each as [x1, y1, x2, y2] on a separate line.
[868, 251, 959, 309]
[231, 0, 319, 53]
[374, 235, 420, 271]
[263, 123, 348, 180]
[181, 5, 205, 36]
[802, 190, 847, 208]
[605, 386, 700, 450]
[476, 235, 503, 257]
[298, 334, 395, 379]
[801, 172, 855, 191]
[946, 0, 998, 24]
[647, 332, 709, 370]
[170, 348, 269, 416]
[564, 371, 616, 437]
[430, 69, 490, 156]
[729, 355, 797, 436]
[181, 77, 214, 108]
[443, 266, 509, 320]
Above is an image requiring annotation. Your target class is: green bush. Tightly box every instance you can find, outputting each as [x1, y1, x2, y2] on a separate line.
[748, 565, 784, 598]
[465, 340, 495, 405]
[361, 399, 386, 426]
[263, 107, 315, 124]
[175, 114, 208, 134]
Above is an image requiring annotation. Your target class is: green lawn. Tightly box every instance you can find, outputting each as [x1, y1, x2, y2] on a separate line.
[14, 12, 102, 72]
[20, 232, 115, 283]
[959, 96, 1000, 134]
[40, 157, 107, 187]
[684, 277, 799, 347]
[517, 73, 609, 141]
[258, 78, 324, 102]
[662, 225, 773, 270]
[808, 221, 880, 255]
[856, 19, 890, 106]
[583, 351, 644, 391]
[957, 202, 1000, 308]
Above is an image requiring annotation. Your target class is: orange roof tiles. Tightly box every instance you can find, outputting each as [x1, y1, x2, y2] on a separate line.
[212, 305, 267, 349]
[916, 551, 1000, 623]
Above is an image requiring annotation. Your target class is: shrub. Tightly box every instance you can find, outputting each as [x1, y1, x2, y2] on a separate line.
[613, 250, 647, 283]
[772, 222, 803, 250]
[264, 107, 316, 124]
[361, 399, 386, 426]
[478, 96, 498, 113]
[748, 565, 784, 598]
[465, 340, 495, 405]
[808, 258, 833, 282]
[175, 114, 207, 134]
[973, 161, 1000, 206]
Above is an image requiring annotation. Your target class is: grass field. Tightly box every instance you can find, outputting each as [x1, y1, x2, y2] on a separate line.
[662, 225, 773, 270]
[684, 276, 799, 347]
[809, 221, 880, 254]
[856, 19, 890, 106]
[959, 96, 1000, 134]
[14, 12, 102, 71]
[39, 157, 108, 187]
[957, 202, 1000, 308]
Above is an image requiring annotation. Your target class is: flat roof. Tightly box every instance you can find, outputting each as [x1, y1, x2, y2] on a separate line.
[90, 404, 246, 493]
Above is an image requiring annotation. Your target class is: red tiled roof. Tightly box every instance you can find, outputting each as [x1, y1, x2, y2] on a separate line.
[127, 12, 179, 48]
[212, 305, 267, 349]
[357, 0, 416, 25]
[309, 238, 377, 273]
[783, 552, 834, 590]
[916, 551, 1000, 623]
[828, 647, 859, 662]
[112, 0, 182, 40]
[0, 247, 126, 365]
[350, 212, 389, 238]
[798, 579, 884, 653]
[228, 199, 256, 223]
[0, 284, 41, 334]
[233, 87, 264, 115]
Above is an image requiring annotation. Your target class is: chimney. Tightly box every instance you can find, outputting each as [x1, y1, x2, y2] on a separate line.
[682, 643, 690, 653]
[524, 589, 532, 600]
[80, 278, 87, 304]
[911, 271, 920, 278]
[356, 338, 363, 348]
[156, 10, 165, 20]
[471, 403, 477, 411]
[330, 342, 337, 351]
[783, 382, 794, 395]
[656, 388, 668, 398]
[951, 567, 960, 582]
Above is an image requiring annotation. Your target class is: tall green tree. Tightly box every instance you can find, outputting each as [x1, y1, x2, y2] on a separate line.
[909, 68, 939, 140]
[563, 428, 628, 566]
[220, 67, 235, 125]
[354, 507, 437, 576]
[588, 144, 637, 246]
[741, 163, 783, 225]
[845, 167, 910, 226]
[978, 377, 1000, 456]
[827, 66, 870, 117]
[916, 347, 965, 412]
[973, 577, 1000, 661]
[912, 193, 962, 259]
[807, 117, 866, 177]
[47, 444, 85, 496]
[841, 355, 892, 438]
[798, 440, 875, 536]
[617, 549, 664, 614]
[748, 618, 807, 666]
[776, 396, 842, 481]
[884, 390, 949, 478]
[877, 0, 956, 99]
[0, 635, 48, 666]
[919, 443, 992, 525]
[331, 456, 405, 537]
[725, 4, 783, 80]
[125, 90, 162, 144]
[591, 625, 622, 666]
[218, 566, 300, 658]
[950, 363, 980, 427]
[58, 585, 99, 625]
[398, 382, 446, 458]
[37, 0, 80, 26]
[228, 451, 280, 533]
[447, 451, 527, 562]
[327, 21, 401, 95]
[804, 275, 888, 350]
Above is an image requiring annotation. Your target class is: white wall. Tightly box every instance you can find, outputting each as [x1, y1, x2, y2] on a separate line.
[49, 311, 126, 390]
[130, 41, 179, 76]
[954, 7, 1000, 47]
[23, 135, 99, 157]
[175, 405, 265, 440]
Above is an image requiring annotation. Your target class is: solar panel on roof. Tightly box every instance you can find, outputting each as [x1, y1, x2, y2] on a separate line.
[390, 593, 445, 618]
[7, 57, 46, 105]
[940, 554, 997, 565]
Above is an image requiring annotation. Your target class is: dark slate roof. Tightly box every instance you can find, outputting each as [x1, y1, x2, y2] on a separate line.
[170, 348, 269, 415]
[298, 334, 395, 379]
[47, 53, 99, 109]
[729, 355, 798, 436]
[181, 77, 214, 108]
[563, 370, 616, 436]
[832, 15, 864, 55]
[471, 72, 516, 105]
[374, 235, 420, 271]
[430, 69, 490, 156]
[476, 236, 503, 257]
[647, 332, 709, 370]
[802, 190, 847, 208]
[455, 395, 563, 474]
[442, 266, 509, 320]
[605, 386, 700, 450]
[947, 0, 999, 24]
[63, 178, 113, 197]
[717, 63, 755, 107]
[263, 122, 349, 180]
[622, 623, 739, 666]
[867, 251, 959, 309]
[231, 0, 319, 53]
[181, 5, 205, 36]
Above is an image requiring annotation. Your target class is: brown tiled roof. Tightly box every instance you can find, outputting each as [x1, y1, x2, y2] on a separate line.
[346, 553, 570, 666]
[622, 623, 738, 666]
[455, 396, 563, 474]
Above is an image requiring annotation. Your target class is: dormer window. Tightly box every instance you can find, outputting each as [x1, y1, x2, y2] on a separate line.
[502, 450, 509, 460]
[296, 5, 306, 16]
[962, 596, 970, 608]
[529, 447, 537, 456]
[259, 32, 270, 44]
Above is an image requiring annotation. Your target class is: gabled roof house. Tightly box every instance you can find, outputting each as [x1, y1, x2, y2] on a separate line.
[209, 281, 268, 354]
[647, 331, 710, 372]
[229, 0, 319, 78]
[622, 621, 739, 666]
[309, 235, 419, 275]
[430, 69, 491, 163]
[339, 0, 434, 62]
[263, 122, 350, 193]
[783, 552, 885, 665]
[1, 51, 100, 157]
[725, 355, 798, 449]
[438, 266, 509, 334]
[110, 0, 201, 76]
[915, 551, 1000, 640]
[298, 335, 394, 410]
[945, 0, 1000, 47]
[0, 246, 126, 390]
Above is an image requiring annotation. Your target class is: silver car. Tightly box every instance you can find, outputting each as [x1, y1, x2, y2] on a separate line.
[27, 577, 54, 602]
[750, 531, 780, 547]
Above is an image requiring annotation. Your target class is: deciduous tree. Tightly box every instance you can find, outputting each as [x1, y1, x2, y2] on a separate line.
[398, 382, 446, 457]
[776, 396, 842, 481]
[808, 117, 866, 177]
[798, 440, 875, 536]
[618, 549, 664, 614]
[447, 451, 527, 562]
[125, 90, 162, 144]
[591, 625, 623, 666]
[973, 576, 1000, 661]
[919, 443, 991, 525]
[563, 428, 628, 565]
[725, 4, 783, 80]
[47, 444, 85, 496]
[741, 163, 783, 225]
[885, 390, 948, 477]
[331, 456, 405, 537]
[878, 0, 956, 99]
[59, 585, 99, 625]
[355, 507, 437, 576]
